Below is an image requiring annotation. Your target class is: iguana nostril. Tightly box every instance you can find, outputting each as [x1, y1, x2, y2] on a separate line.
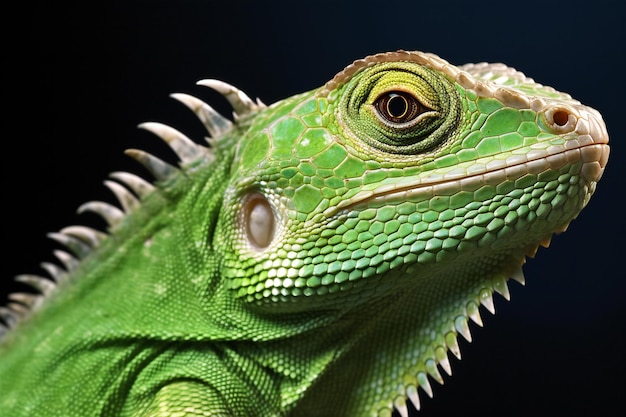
[552, 109, 570, 126]
[544, 106, 577, 132]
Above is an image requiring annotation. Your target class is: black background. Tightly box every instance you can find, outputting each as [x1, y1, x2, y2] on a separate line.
[2, 1, 624, 416]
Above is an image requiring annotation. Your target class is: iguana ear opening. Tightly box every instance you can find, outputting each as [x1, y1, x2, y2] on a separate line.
[242, 192, 276, 250]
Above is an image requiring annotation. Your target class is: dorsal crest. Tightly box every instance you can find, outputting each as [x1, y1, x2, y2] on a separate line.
[0, 80, 265, 339]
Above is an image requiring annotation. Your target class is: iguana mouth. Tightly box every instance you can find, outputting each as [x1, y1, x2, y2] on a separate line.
[327, 112, 609, 217]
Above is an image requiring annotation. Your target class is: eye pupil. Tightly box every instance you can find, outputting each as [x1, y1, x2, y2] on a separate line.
[375, 91, 424, 124]
[386, 94, 408, 118]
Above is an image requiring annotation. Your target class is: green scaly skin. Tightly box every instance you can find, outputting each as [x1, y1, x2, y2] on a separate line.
[0, 50, 609, 416]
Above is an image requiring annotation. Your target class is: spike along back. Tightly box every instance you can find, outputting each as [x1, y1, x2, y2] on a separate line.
[0, 51, 610, 417]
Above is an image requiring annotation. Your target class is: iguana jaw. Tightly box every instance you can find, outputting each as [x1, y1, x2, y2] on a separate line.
[331, 142, 608, 217]
[327, 112, 609, 218]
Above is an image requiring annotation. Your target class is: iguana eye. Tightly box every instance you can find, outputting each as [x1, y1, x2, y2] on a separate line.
[336, 62, 462, 155]
[374, 91, 425, 124]
[243, 193, 275, 250]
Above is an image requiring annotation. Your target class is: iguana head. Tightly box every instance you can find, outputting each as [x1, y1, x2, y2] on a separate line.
[216, 51, 608, 313]
[204, 51, 608, 414]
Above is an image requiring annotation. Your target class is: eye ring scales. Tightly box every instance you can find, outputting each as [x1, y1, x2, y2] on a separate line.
[336, 61, 462, 156]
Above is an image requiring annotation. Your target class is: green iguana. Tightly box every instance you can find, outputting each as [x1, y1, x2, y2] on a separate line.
[0, 50, 610, 416]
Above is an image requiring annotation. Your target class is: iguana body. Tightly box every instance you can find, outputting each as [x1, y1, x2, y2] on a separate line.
[0, 51, 609, 416]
